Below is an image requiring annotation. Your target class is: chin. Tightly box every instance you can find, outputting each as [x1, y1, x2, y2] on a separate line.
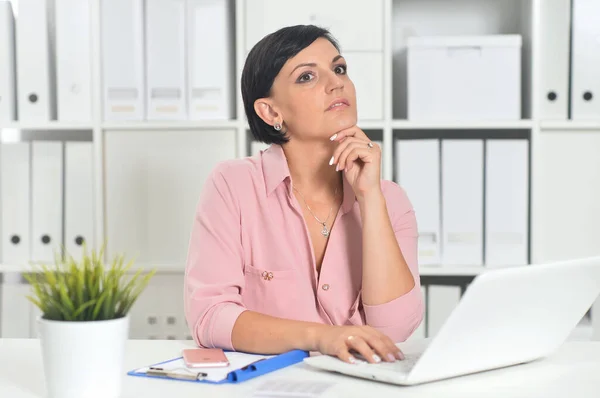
[328, 113, 357, 133]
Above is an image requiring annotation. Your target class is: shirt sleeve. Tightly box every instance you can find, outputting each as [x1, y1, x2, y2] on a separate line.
[362, 182, 425, 342]
[184, 166, 248, 351]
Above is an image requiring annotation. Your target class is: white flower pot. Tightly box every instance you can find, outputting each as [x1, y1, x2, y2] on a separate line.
[38, 316, 129, 398]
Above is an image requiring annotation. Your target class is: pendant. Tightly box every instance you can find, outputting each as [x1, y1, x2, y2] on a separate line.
[321, 223, 330, 237]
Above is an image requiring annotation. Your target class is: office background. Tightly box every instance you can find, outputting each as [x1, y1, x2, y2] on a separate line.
[0, 0, 598, 342]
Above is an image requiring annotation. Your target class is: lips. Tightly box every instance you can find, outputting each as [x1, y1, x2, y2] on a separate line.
[326, 98, 350, 111]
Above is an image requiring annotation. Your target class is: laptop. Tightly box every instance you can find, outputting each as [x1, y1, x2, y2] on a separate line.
[304, 256, 600, 385]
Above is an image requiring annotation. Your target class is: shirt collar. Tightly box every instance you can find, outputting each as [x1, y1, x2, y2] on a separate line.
[261, 144, 356, 214]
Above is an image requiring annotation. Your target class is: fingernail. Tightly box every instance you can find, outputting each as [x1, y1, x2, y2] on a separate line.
[397, 351, 405, 360]
[335, 164, 339, 172]
[330, 134, 337, 141]
[348, 355, 356, 364]
[329, 156, 334, 165]
[387, 353, 396, 362]
[372, 354, 381, 363]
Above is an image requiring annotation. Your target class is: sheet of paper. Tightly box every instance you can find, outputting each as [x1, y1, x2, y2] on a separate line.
[134, 351, 272, 382]
[250, 379, 336, 397]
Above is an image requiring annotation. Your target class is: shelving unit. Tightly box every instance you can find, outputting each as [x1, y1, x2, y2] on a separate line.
[1, 0, 599, 341]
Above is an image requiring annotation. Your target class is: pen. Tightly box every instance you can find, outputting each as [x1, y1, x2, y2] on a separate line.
[147, 367, 207, 381]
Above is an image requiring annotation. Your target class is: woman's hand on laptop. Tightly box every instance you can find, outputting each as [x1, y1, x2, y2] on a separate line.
[316, 325, 405, 364]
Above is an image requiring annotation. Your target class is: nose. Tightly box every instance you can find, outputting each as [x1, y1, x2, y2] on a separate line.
[325, 70, 344, 93]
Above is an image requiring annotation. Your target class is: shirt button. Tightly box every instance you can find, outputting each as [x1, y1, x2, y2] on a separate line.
[322, 284, 330, 291]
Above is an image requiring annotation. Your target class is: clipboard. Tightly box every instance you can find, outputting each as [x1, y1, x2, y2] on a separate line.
[127, 349, 309, 384]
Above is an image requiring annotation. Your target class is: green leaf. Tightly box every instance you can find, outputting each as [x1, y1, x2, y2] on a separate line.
[23, 244, 155, 322]
[72, 299, 98, 319]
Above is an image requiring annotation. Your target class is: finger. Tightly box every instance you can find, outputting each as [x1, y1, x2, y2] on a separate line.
[346, 335, 380, 364]
[335, 344, 358, 365]
[337, 143, 372, 172]
[364, 335, 397, 363]
[381, 336, 405, 360]
[331, 138, 369, 168]
[344, 147, 377, 172]
[330, 126, 369, 142]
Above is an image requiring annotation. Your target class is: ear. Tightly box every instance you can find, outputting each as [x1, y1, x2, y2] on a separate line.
[254, 98, 283, 127]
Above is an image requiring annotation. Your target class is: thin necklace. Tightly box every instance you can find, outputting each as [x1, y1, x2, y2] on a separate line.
[293, 185, 339, 238]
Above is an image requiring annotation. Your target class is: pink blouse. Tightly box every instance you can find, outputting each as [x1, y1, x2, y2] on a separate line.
[184, 144, 424, 351]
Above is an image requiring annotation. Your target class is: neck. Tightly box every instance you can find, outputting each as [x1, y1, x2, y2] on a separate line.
[282, 139, 342, 203]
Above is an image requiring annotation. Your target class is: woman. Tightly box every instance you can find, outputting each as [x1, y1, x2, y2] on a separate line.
[184, 25, 423, 365]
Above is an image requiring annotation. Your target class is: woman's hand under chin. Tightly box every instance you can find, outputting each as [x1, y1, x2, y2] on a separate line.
[329, 125, 382, 200]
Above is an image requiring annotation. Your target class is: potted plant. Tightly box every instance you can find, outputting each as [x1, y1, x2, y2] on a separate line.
[24, 245, 156, 398]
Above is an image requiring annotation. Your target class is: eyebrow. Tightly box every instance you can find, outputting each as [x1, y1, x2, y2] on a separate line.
[289, 55, 345, 76]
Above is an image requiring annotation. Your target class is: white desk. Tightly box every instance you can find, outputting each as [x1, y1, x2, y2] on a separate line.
[1, 339, 599, 397]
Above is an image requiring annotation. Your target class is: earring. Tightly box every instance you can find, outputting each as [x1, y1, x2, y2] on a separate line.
[273, 123, 282, 131]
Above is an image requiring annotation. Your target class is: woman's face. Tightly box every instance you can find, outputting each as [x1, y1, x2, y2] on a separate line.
[263, 38, 358, 140]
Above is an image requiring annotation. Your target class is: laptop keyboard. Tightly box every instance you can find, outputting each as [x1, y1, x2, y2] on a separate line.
[355, 353, 422, 374]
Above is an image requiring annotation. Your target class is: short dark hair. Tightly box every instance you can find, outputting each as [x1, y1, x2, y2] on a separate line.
[241, 25, 340, 145]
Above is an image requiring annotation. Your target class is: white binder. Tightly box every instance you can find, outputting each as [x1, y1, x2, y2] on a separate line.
[31, 142, 64, 263]
[537, 0, 571, 120]
[0, 282, 33, 338]
[146, 0, 187, 120]
[101, 0, 145, 121]
[105, 129, 237, 266]
[55, 0, 93, 122]
[0, 1, 16, 122]
[187, 0, 234, 120]
[427, 286, 461, 337]
[16, 0, 56, 121]
[395, 139, 441, 266]
[1, 143, 31, 264]
[485, 140, 529, 266]
[571, 0, 600, 119]
[441, 140, 484, 266]
[65, 142, 94, 259]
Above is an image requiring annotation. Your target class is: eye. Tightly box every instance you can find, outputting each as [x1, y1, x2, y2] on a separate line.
[297, 72, 315, 83]
[334, 64, 347, 75]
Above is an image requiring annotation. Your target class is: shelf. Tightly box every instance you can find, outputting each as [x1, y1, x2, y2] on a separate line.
[391, 119, 534, 130]
[419, 266, 486, 276]
[0, 121, 93, 131]
[0, 263, 179, 274]
[102, 120, 241, 131]
[539, 120, 600, 131]
[418, 264, 526, 277]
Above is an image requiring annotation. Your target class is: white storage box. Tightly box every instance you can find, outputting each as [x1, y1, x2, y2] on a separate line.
[407, 35, 522, 121]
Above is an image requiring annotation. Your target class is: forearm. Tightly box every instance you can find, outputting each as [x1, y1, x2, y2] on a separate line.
[359, 191, 415, 305]
[231, 310, 328, 354]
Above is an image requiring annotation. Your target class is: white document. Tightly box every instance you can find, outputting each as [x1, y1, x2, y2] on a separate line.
[1, 143, 31, 264]
[485, 140, 529, 266]
[187, 0, 234, 120]
[537, 0, 571, 119]
[55, 0, 92, 122]
[0, 1, 16, 122]
[146, 0, 187, 120]
[441, 140, 484, 266]
[16, 0, 56, 121]
[31, 142, 64, 263]
[101, 0, 145, 120]
[133, 352, 271, 383]
[571, 0, 600, 119]
[65, 142, 94, 259]
[396, 139, 441, 266]
[0, 282, 33, 338]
